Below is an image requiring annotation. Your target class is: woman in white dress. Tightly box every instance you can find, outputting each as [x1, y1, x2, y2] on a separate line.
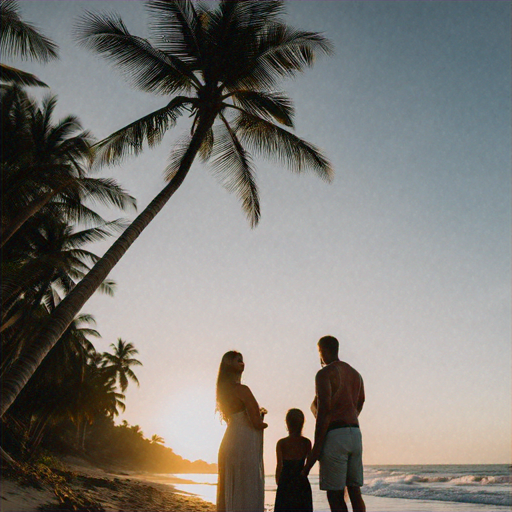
[216, 351, 267, 512]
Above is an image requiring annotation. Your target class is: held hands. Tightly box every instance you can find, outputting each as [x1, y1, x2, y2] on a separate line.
[301, 453, 316, 478]
[301, 462, 312, 478]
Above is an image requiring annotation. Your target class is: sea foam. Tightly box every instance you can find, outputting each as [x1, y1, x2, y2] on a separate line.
[362, 466, 512, 507]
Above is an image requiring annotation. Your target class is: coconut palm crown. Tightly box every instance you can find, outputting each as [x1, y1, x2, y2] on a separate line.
[75, 0, 334, 226]
[102, 338, 142, 392]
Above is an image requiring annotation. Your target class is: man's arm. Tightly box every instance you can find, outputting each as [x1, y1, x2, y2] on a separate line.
[311, 396, 318, 418]
[357, 377, 365, 414]
[303, 369, 331, 475]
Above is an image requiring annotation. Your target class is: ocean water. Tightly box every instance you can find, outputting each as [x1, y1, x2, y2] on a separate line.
[173, 465, 511, 511]
[360, 465, 511, 509]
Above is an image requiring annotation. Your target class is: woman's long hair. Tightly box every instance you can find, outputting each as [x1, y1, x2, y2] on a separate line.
[216, 351, 242, 422]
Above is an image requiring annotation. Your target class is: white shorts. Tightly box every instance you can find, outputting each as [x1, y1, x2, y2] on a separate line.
[319, 427, 364, 490]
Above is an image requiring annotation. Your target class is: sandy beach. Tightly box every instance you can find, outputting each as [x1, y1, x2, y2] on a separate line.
[0, 456, 215, 512]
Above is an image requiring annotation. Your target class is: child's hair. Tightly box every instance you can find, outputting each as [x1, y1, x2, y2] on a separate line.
[286, 408, 305, 435]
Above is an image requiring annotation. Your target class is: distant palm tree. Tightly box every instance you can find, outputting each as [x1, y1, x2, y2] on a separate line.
[102, 338, 142, 392]
[0, 0, 333, 417]
[150, 434, 165, 445]
[0, 0, 58, 87]
[68, 360, 126, 450]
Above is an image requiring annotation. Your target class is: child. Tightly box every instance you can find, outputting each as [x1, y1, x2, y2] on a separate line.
[274, 409, 313, 512]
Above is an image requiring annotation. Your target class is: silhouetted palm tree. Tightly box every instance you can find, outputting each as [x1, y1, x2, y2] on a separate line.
[1, 86, 137, 247]
[1, 88, 135, 364]
[8, 314, 100, 451]
[102, 338, 142, 392]
[53, 351, 127, 451]
[150, 434, 165, 445]
[0, 0, 58, 87]
[2, 217, 120, 306]
[0, 0, 333, 417]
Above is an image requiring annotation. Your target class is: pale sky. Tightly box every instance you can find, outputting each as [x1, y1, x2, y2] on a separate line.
[10, 1, 511, 469]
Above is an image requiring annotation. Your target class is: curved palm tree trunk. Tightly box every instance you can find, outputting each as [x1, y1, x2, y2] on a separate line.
[0, 114, 215, 418]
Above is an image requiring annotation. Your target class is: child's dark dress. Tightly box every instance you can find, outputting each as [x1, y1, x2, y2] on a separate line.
[274, 458, 313, 512]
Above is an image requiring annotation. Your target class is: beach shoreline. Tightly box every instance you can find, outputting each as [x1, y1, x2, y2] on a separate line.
[0, 455, 216, 512]
[2, 459, 509, 512]
[168, 466, 511, 512]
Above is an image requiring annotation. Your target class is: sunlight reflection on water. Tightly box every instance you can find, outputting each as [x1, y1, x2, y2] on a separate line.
[168, 469, 512, 512]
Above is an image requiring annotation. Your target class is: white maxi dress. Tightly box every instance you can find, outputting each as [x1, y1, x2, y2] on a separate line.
[217, 409, 265, 512]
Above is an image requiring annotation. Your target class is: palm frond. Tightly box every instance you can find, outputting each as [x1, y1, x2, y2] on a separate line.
[44, 119, 88, 155]
[0, 0, 59, 61]
[74, 11, 198, 94]
[62, 266, 116, 297]
[45, 287, 60, 310]
[119, 373, 128, 392]
[146, 0, 203, 64]
[97, 279, 116, 297]
[209, 1, 284, 53]
[78, 177, 137, 212]
[63, 249, 100, 268]
[125, 367, 140, 385]
[124, 358, 143, 367]
[73, 313, 97, 327]
[66, 220, 128, 246]
[114, 398, 126, 414]
[235, 111, 333, 181]
[230, 90, 294, 127]
[60, 136, 95, 167]
[163, 132, 192, 182]
[259, 24, 333, 71]
[0, 63, 48, 87]
[224, 24, 333, 91]
[198, 127, 214, 161]
[226, 1, 284, 30]
[59, 275, 80, 296]
[73, 327, 101, 338]
[210, 115, 260, 227]
[93, 96, 191, 166]
[43, 201, 106, 228]
[39, 94, 58, 133]
[101, 353, 116, 364]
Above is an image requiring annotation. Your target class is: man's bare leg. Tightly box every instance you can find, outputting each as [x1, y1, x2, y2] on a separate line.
[327, 490, 348, 512]
[347, 486, 366, 512]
